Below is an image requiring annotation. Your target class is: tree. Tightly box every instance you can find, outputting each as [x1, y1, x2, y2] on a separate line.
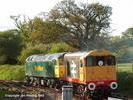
[49, 0, 112, 50]
[49, 42, 77, 53]
[18, 43, 49, 64]
[10, 15, 32, 43]
[11, 16, 66, 45]
[110, 36, 125, 57]
[0, 29, 24, 64]
[110, 27, 133, 63]
[30, 17, 66, 44]
[122, 27, 133, 39]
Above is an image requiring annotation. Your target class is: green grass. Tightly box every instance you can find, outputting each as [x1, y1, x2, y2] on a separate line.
[0, 65, 25, 99]
[117, 63, 133, 72]
[0, 65, 25, 81]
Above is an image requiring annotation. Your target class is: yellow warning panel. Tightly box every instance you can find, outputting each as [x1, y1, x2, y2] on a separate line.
[35, 66, 44, 71]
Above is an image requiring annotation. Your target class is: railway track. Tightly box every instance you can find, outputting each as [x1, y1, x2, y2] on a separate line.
[0, 80, 131, 100]
[0, 80, 61, 100]
[0, 80, 87, 100]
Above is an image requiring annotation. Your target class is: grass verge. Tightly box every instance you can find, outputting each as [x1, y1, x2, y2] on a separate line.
[0, 65, 25, 81]
[117, 63, 133, 72]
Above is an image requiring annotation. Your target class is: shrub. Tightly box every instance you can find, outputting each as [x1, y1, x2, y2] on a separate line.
[117, 72, 133, 96]
[18, 43, 77, 64]
[49, 42, 77, 53]
[0, 30, 24, 64]
[18, 44, 50, 64]
[0, 55, 7, 64]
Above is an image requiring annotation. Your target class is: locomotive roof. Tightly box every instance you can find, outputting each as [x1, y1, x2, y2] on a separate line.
[64, 49, 113, 58]
[26, 52, 65, 62]
[64, 51, 88, 57]
[26, 49, 113, 62]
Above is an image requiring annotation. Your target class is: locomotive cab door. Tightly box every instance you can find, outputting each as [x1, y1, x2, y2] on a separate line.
[54, 58, 66, 78]
[59, 58, 66, 77]
[79, 58, 86, 82]
[54, 59, 60, 78]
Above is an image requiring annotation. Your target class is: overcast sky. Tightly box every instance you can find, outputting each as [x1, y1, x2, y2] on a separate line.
[0, 0, 133, 36]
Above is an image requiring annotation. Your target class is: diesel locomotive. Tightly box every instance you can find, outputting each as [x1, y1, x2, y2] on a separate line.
[25, 49, 117, 98]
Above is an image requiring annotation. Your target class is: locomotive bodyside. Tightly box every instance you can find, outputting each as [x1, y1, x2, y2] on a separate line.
[25, 53, 66, 86]
[63, 49, 117, 97]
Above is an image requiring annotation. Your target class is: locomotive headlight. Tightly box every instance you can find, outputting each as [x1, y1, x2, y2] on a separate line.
[98, 60, 103, 66]
[110, 82, 118, 89]
[88, 83, 96, 90]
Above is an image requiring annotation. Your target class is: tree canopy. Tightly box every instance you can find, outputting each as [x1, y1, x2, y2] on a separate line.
[0, 30, 24, 64]
[110, 27, 133, 62]
[7, 0, 132, 64]
[49, 0, 112, 50]
[122, 27, 133, 39]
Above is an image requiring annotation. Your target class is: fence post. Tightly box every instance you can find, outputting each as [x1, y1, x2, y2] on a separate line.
[62, 85, 73, 100]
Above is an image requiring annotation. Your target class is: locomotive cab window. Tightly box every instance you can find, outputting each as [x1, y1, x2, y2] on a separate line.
[66, 61, 71, 76]
[86, 56, 94, 66]
[107, 56, 116, 66]
[96, 56, 105, 66]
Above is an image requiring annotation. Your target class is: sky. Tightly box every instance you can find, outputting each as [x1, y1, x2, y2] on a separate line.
[0, 0, 133, 36]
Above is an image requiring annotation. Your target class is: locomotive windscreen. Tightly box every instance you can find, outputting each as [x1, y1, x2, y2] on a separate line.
[86, 56, 116, 66]
[106, 56, 116, 66]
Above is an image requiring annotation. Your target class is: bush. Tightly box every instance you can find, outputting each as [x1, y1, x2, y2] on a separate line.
[18, 43, 77, 64]
[18, 44, 50, 64]
[117, 72, 133, 96]
[49, 42, 77, 53]
[0, 55, 7, 64]
[0, 30, 24, 64]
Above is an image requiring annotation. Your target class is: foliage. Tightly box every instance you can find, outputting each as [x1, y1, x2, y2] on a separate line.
[117, 72, 133, 96]
[110, 36, 125, 57]
[8, 2, 132, 64]
[49, 0, 112, 50]
[29, 17, 65, 44]
[18, 43, 77, 63]
[18, 44, 50, 64]
[122, 27, 133, 39]
[0, 65, 25, 80]
[49, 42, 77, 53]
[110, 27, 133, 63]
[42, 20, 66, 43]
[0, 29, 24, 64]
[10, 15, 32, 43]
[0, 44, 7, 64]
[11, 16, 66, 45]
